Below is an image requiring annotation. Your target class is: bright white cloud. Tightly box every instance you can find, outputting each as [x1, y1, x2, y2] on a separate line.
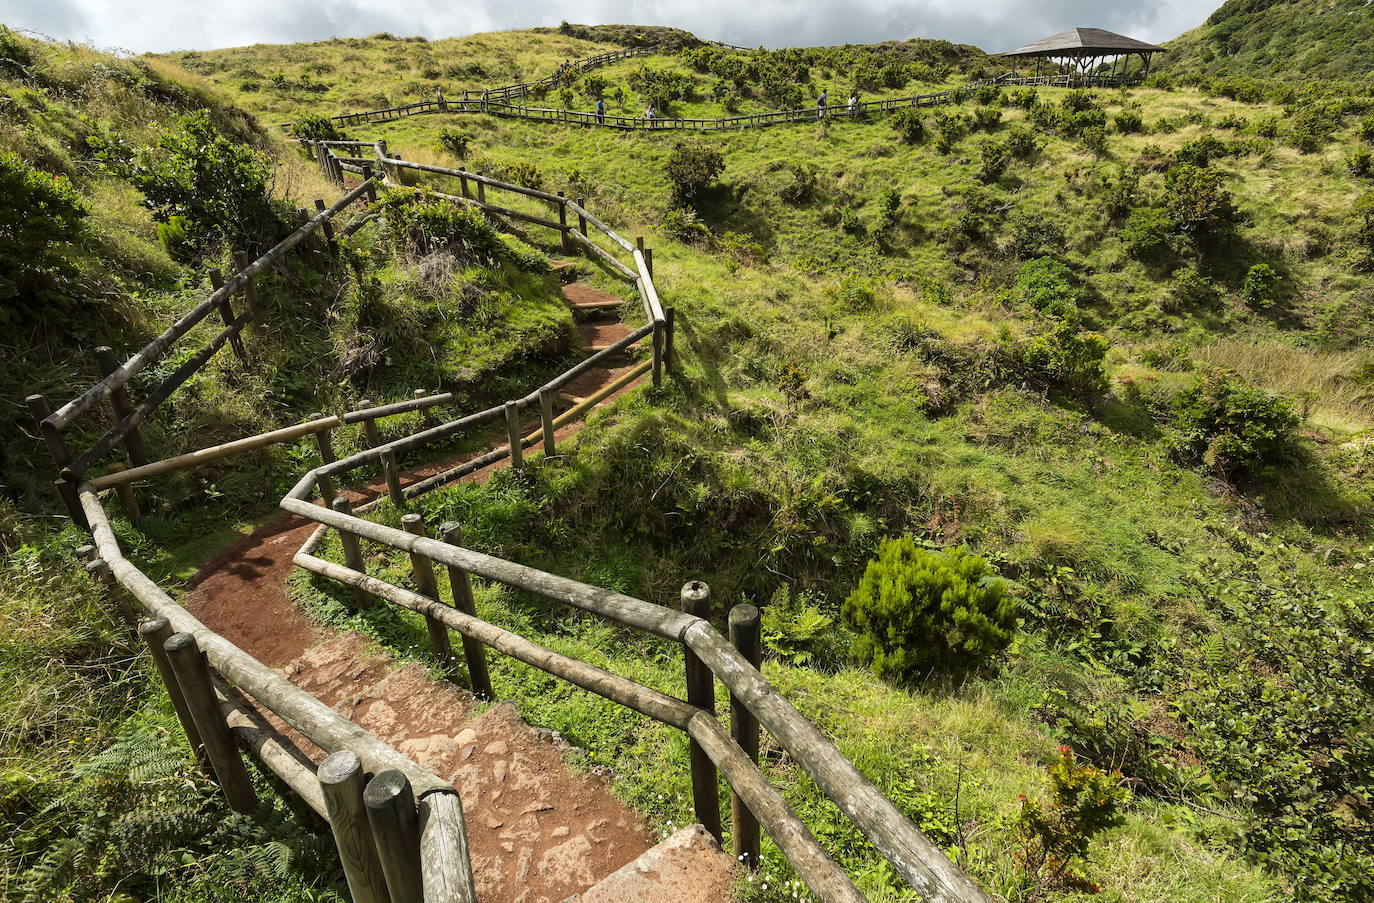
[3, 0, 1220, 55]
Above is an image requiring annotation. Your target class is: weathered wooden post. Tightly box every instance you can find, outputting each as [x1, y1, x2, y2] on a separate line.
[365, 771, 424, 902]
[207, 269, 248, 363]
[310, 412, 337, 507]
[652, 318, 664, 389]
[644, 247, 654, 279]
[315, 199, 340, 257]
[402, 514, 455, 678]
[231, 250, 265, 327]
[538, 387, 556, 457]
[374, 138, 393, 184]
[504, 401, 523, 470]
[439, 521, 493, 699]
[575, 197, 588, 236]
[458, 168, 470, 199]
[665, 306, 677, 372]
[357, 401, 383, 449]
[361, 164, 378, 203]
[680, 581, 722, 843]
[138, 617, 208, 772]
[319, 751, 391, 903]
[557, 191, 571, 254]
[93, 347, 149, 465]
[475, 172, 486, 205]
[164, 631, 258, 813]
[332, 496, 371, 609]
[728, 603, 762, 869]
[380, 449, 405, 509]
[26, 393, 87, 528]
[414, 390, 435, 429]
[105, 463, 141, 526]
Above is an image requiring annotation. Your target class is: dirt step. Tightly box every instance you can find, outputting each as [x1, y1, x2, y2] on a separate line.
[563, 282, 626, 312]
[277, 634, 655, 903]
[556, 363, 645, 406]
[560, 825, 740, 903]
[578, 321, 633, 354]
[551, 261, 583, 284]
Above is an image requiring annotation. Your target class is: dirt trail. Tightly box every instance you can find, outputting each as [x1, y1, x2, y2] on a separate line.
[183, 280, 657, 902]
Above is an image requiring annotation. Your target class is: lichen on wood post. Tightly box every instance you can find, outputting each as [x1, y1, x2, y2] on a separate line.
[681, 580, 722, 843]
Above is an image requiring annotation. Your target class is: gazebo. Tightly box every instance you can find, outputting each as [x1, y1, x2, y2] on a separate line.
[1001, 27, 1165, 82]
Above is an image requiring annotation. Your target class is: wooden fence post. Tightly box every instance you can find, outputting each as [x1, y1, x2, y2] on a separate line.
[365, 771, 424, 902]
[439, 521, 493, 699]
[310, 412, 337, 507]
[475, 172, 486, 205]
[207, 269, 248, 363]
[362, 164, 378, 203]
[504, 401, 523, 470]
[319, 751, 391, 903]
[164, 631, 258, 813]
[315, 199, 340, 257]
[138, 617, 209, 773]
[380, 449, 405, 509]
[729, 603, 762, 869]
[415, 390, 436, 429]
[357, 401, 383, 448]
[557, 192, 571, 254]
[458, 168, 470, 199]
[105, 463, 141, 525]
[538, 387, 556, 457]
[374, 139, 392, 184]
[644, 247, 654, 279]
[232, 250, 265, 328]
[651, 319, 663, 389]
[665, 306, 677, 372]
[576, 197, 588, 236]
[680, 581, 722, 843]
[26, 393, 87, 529]
[93, 347, 149, 465]
[332, 496, 371, 609]
[402, 514, 456, 679]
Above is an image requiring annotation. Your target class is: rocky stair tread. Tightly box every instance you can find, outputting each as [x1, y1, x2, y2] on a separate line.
[564, 282, 626, 311]
[560, 825, 740, 903]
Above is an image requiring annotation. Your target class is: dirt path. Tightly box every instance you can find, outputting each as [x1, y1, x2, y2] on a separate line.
[184, 280, 657, 903]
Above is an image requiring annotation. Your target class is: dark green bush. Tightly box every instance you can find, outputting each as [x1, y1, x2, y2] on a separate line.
[1163, 164, 1236, 241]
[665, 140, 725, 208]
[129, 110, 276, 257]
[1021, 319, 1110, 397]
[1113, 110, 1144, 134]
[0, 152, 87, 310]
[1061, 89, 1096, 113]
[383, 190, 509, 264]
[1168, 369, 1302, 481]
[975, 139, 1008, 184]
[1119, 206, 1174, 260]
[290, 112, 343, 142]
[1014, 257, 1085, 321]
[1005, 125, 1037, 158]
[841, 538, 1016, 680]
[777, 162, 818, 205]
[1173, 134, 1227, 168]
[889, 107, 926, 144]
[1346, 148, 1373, 178]
[1006, 213, 1065, 260]
[1015, 746, 1130, 895]
[438, 127, 473, 159]
[1241, 263, 1280, 310]
[971, 106, 1002, 131]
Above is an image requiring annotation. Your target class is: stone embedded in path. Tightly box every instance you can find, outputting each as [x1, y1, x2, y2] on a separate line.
[564, 825, 740, 903]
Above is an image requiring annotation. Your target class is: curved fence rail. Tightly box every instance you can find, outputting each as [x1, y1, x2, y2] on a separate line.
[32, 136, 996, 903]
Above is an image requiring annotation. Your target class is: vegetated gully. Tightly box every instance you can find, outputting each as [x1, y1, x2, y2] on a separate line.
[183, 277, 648, 903]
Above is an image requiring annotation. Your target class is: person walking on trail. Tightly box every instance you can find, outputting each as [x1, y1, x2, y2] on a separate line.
[817, 89, 828, 119]
[848, 92, 859, 115]
[596, 97, 606, 124]
[644, 103, 656, 126]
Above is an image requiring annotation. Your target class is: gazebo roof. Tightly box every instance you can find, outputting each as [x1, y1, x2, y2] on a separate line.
[1002, 27, 1165, 58]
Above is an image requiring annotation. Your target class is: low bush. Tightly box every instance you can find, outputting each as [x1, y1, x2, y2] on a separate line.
[0, 152, 87, 311]
[976, 139, 1008, 184]
[1014, 257, 1085, 320]
[889, 107, 926, 144]
[665, 140, 725, 209]
[290, 112, 343, 142]
[1167, 369, 1302, 481]
[438, 127, 473, 159]
[1113, 110, 1144, 134]
[1005, 125, 1037, 158]
[1020, 319, 1110, 397]
[1014, 746, 1130, 895]
[1241, 263, 1280, 310]
[1119, 206, 1174, 260]
[842, 538, 1017, 680]
[1163, 164, 1236, 242]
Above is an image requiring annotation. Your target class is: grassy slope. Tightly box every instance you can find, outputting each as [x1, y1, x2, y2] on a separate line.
[1162, 0, 1374, 81]
[172, 28, 1374, 903]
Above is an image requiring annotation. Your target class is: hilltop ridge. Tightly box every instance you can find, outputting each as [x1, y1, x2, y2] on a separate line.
[1162, 0, 1374, 81]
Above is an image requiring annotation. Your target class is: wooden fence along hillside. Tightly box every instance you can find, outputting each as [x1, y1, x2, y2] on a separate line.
[29, 135, 998, 903]
[314, 43, 1143, 133]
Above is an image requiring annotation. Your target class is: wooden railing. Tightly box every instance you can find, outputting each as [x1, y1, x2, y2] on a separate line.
[36, 137, 995, 902]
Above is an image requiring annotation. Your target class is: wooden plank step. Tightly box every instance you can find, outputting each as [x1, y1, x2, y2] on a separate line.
[564, 282, 625, 311]
[578, 321, 632, 354]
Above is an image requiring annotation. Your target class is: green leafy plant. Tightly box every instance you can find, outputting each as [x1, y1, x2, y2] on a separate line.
[1163, 164, 1236, 242]
[1014, 745, 1130, 895]
[760, 585, 838, 666]
[1113, 110, 1144, 134]
[1020, 319, 1110, 397]
[1241, 263, 1280, 310]
[841, 538, 1017, 680]
[665, 140, 725, 209]
[0, 152, 87, 309]
[1014, 257, 1085, 321]
[438, 127, 473, 159]
[1167, 369, 1302, 481]
[1120, 206, 1174, 260]
[290, 112, 343, 142]
[889, 108, 926, 144]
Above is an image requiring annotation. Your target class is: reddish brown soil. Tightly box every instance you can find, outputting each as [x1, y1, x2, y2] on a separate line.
[578, 322, 632, 351]
[181, 282, 656, 901]
[562, 283, 625, 310]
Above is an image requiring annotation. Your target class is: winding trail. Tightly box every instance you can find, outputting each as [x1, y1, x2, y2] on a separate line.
[182, 275, 733, 903]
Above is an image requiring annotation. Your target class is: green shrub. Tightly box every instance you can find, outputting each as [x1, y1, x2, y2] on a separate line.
[1252, 114, 1281, 138]
[1021, 319, 1110, 396]
[933, 110, 968, 154]
[975, 139, 1008, 184]
[1119, 206, 1174, 260]
[1173, 134, 1227, 168]
[1005, 125, 1037, 158]
[1014, 257, 1084, 320]
[665, 140, 725, 209]
[129, 110, 276, 257]
[383, 190, 510, 264]
[1113, 110, 1144, 133]
[828, 272, 878, 310]
[842, 538, 1016, 680]
[0, 152, 87, 309]
[1217, 112, 1248, 131]
[878, 187, 902, 232]
[1241, 263, 1280, 310]
[1014, 746, 1130, 895]
[777, 162, 818, 205]
[1081, 125, 1108, 156]
[889, 107, 926, 144]
[438, 127, 473, 159]
[1060, 89, 1096, 113]
[1346, 148, 1373, 178]
[760, 585, 841, 667]
[971, 106, 1002, 131]
[661, 207, 710, 245]
[1006, 213, 1064, 260]
[1163, 164, 1236, 241]
[290, 112, 343, 142]
[1168, 369, 1302, 481]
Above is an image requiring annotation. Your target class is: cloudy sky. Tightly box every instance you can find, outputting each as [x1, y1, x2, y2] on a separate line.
[4, 0, 1221, 55]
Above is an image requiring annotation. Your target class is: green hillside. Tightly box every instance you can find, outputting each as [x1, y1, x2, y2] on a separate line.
[1162, 0, 1374, 81]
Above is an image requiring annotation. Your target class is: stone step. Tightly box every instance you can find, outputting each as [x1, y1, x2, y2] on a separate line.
[559, 825, 740, 903]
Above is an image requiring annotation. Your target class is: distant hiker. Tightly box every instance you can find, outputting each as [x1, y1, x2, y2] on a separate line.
[596, 97, 606, 124]
[817, 89, 828, 119]
[645, 103, 656, 126]
[848, 92, 858, 114]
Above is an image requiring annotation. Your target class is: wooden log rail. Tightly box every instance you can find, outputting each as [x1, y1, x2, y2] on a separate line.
[279, 493, 996, 903]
